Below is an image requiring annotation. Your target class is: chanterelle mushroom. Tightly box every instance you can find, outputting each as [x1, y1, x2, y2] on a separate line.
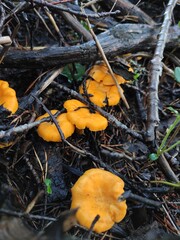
[79, 63, 127, 107]
[0, 80, 18, 114]
[88, 63, 108, 82]
[64, 99, 108, 131]
[79, 79, 121, 107]
[36, 110, 75, 142]
[71, 168, 127, 233]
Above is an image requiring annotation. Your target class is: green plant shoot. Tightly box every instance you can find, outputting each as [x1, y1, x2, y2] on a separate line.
[174, 67, 180, 83]
[149, 108, 180, 161]
[44, 178, 52, 195]
[133, 71, 140, 81]
[151, 180, 180, 188]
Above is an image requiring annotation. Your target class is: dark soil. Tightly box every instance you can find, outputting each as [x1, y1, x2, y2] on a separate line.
[0, 1, 179, 240]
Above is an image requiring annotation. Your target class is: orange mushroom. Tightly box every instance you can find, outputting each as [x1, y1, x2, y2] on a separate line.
[0, 80, 18, 114]
[79, 62, 128, 107]
[107, 85, 121, 106]
[79, 80, 107, 107]
[88, 63, 126, 86]
[36, 110, 75, 142]
[64, 99, 108, 131]
[79, 79, 121, 107]
[71, 168, 127, 233]
[88, 64, 108, 82]
[103, 73, 126, 86]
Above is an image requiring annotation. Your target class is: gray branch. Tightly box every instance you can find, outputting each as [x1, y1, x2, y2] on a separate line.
[1, 24, 179, 68]
[146, 0, 179, 141]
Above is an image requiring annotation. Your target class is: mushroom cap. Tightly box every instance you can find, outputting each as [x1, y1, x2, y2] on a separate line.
[88, 63, 126, 86]
[79, 80, 107, 107]
[107, 85, 121, 106]
[36, 110, 75, 142]
[71, 168, 127, 233]
[88, 64, 108, 82]
[64, 99, 108, 131]
[103, 74, 126, 86]
[79, 80, 121, 107]
[0, 80, 18, 114]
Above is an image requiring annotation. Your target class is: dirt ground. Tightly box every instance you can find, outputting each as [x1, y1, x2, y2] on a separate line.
[0, 1, 179, 240]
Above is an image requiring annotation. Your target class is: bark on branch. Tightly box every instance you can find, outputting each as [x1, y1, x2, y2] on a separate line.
[104, 0, 156, 26]
[146, 0, 179, 142]
[1, 24, 179, 69]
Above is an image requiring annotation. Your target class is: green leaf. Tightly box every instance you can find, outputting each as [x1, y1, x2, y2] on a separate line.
[74, 63, 86, 81]
[149, 153, 159, 161]
[174, 67, 180, 83]
[62, 63, 86, 82]
[44, 178, 52, 194]
[80, 20, 90, 31]
[62, 64, 73, 80]
[133, 72, 140, 80]
[178, 21, 180, 27]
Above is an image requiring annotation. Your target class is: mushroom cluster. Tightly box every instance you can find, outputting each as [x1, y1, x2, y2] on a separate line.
[79, 63, 127, 107]
[34, 63, 128, 232]
[71, 168, 127, 233]
[36, 62, 131, 142]
[36, 100, 108, 142]
[0, 80, 18, 114]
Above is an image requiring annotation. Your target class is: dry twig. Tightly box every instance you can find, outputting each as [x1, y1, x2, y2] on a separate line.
[60, 11, 93, 41]
[32, 0, 121, 18]
[19, 68, 63, 109]
[104, 0, 156, 26]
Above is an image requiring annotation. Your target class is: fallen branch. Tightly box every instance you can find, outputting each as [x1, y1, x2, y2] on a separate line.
[32, 0, 121, 18]
[146, 0, 179, 142]
[59, 11, 93, 41]
[104, 0, 156, 26]
[1, 24, 179, 68]
[157, 154, 179, 183]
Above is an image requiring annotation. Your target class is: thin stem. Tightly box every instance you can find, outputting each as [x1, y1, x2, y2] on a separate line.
[163, 140, 180, 153]
[151, 180, 180, 188]
[157, 114, 180, 155]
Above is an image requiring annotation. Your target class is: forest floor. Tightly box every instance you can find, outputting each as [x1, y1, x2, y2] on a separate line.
[0, 1, 179, 240]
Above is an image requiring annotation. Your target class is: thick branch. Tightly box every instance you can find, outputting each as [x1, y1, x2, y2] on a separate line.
[1, 24, 179, 68]
[146, 0, 179, 142]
